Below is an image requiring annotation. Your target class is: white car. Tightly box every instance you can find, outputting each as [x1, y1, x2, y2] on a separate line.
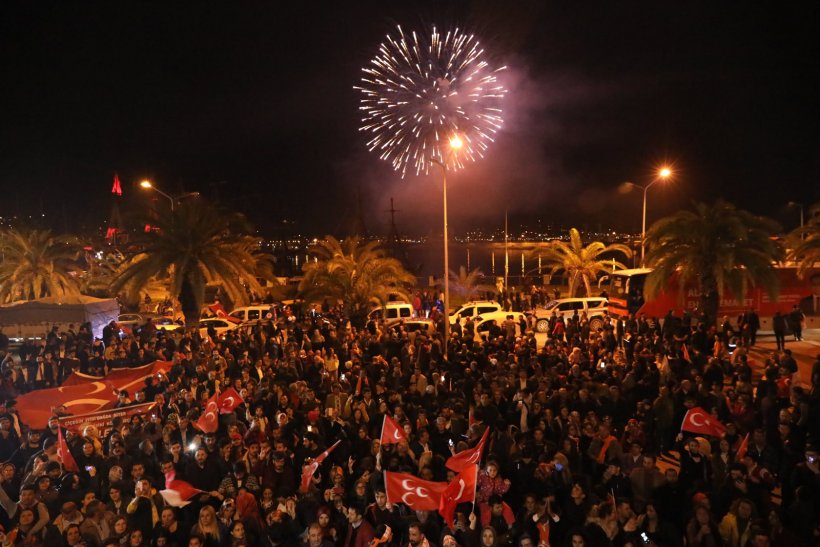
[473, 312, 525, 340]
[367, 302, 415, 326]
[228, 305, 275, 324]
[154, 317, 184, 332]
[117, 313, 142, 327]
[532, 297, 608, 332]
[198, 318, 240, 339]
[449, 301, 503, 325]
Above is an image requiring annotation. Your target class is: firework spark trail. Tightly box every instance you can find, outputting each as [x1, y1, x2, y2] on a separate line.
[356, 25, 507, 177]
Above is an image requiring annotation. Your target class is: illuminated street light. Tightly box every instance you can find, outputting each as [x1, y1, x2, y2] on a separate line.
[430, 135, 464, 354]
[622, 166, 673, 265]
[139, 179, 199, 211]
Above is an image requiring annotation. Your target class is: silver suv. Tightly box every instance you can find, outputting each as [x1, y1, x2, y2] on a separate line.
[533, 297, 608, 332]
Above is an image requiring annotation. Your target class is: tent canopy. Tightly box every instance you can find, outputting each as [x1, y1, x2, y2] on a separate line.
[0, 295, 120, 339]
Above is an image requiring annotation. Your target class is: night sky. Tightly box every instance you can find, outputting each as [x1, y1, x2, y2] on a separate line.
[1, 1, 818, 238]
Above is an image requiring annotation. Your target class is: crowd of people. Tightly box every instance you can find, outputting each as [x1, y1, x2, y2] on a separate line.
[0, 294, 818, 547]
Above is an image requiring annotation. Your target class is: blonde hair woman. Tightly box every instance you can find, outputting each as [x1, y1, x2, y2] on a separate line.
[190, 505, 227, 545]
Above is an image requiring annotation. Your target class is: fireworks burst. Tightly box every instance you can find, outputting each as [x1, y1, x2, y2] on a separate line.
[356, 25, 506, 177]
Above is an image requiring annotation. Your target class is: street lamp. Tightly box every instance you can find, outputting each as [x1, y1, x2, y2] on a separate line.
[140, 180, 199, 211]
[787, 201, 804, 237]
[430, 135, 463, 356]
[622, 166, 672, 266]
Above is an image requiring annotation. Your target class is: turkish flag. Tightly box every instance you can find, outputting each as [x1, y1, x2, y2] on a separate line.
[446, 426, 489, 472]
[682, 344, 692, 363]
[195, 395, 220, 433]
[16, 381, 119, 429]
[57, 428, 79, 473]
[380, 415, 407, 445]
[217, 388, 243, 414]
[160, 472, 202, 507]
[62, 361, 172, 389]
[300, 440, 341, 493]
[384, 471, 448, 511]
[439, 464, 478, 528]
[681, 406, 726, 437]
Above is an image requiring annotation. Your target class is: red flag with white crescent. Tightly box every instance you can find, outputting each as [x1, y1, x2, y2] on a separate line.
[446, 426, 489, 472]
[439, 464, 478, 528]
[681, 406, 726, 437]
[384, 471, 448, 511]
[380, 415, 407, 446]
[217, 387, 243, 414]
[195, 394, 220, 433]
[160, 471, 202, 507]
[300, 440, 341, 493]
[57, 428, 79, 473]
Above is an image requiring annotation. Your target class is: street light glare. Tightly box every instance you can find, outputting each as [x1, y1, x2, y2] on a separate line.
[140, 180, 153, 188]
[449, 135, 463, 150]
[658, 167, 672, 179]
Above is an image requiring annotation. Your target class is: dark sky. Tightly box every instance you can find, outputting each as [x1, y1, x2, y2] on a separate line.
[2, 1, 818, 238]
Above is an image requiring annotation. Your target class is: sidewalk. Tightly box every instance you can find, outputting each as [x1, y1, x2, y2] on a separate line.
[747, 328, 819, 387]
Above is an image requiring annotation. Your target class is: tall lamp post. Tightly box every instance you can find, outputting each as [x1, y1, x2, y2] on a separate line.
[140, 180, 199, 211]
[787, 201, 804, 238]
[430, 135, 463, 357]
[622, 166, 672, 266]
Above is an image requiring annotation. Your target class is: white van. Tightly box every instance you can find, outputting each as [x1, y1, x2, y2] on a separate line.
[367, 302, 414, 325]
[228, 305, 275, 323]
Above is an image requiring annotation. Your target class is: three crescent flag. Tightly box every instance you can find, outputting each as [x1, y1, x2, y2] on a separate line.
[384, 471, 448, 511]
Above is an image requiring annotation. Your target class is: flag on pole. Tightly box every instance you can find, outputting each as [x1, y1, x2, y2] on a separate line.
[446, 426, 489, 472]
[56, 427, 79, 473]
[384, 471, 448, 511]
[380, 415, 407, 445]
[439, 464, 478, 528]
[300, 440, 341, 493]
[681, 406, 726, 437]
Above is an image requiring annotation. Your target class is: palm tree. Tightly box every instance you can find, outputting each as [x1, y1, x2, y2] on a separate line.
[439, 266, 490, 306]
[0, 228, 83, 303]
[787, 202, 820, 277]
[112, 199, 268, 326]
[299, 236, 416, 326]
[644, 200, 784, 326]
[530, 228, 632, 297]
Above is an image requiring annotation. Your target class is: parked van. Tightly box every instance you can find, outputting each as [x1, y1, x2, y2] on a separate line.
[228, 305, 275, 323]
[367, 302, 414, 325]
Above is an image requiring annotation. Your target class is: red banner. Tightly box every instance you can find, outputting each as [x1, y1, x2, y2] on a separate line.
[300, 440, 341, 493]
[18, 361, 171, 429]
[58, 403, 157, 434]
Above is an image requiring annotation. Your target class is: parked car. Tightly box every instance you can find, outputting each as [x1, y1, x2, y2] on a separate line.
[449, 301, 503, 325]
[198, 317, 240, 339]
[154, 317, 184, 331]
[531, 297, 608, 332]
[117, 313, 142, 327]
[473, 312, 525, 340]
[389, 318, 435, 335]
